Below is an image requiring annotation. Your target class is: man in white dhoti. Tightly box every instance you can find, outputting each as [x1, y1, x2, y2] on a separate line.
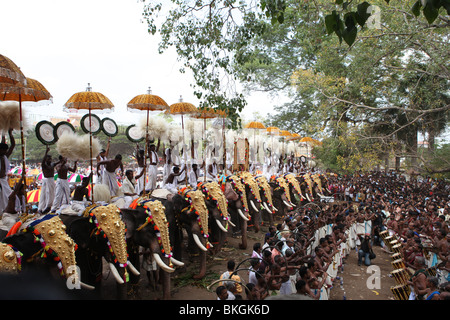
[163, 145, 172, 183]
[0, 129, 14, 215]
[134, 146, 145, 195]
[189, 163, 202, 188]
[96, 137, 111, 184]
[116, 170, 138, 208]
[51, 156, 77, 212]
[146, 143, 159, 191]
[38, 146, 57, 213]
[97, 154, 124, 197]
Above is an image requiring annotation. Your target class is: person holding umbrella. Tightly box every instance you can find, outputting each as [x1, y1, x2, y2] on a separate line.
[38, 145, 58, 213]
[0, 128, 15, 214]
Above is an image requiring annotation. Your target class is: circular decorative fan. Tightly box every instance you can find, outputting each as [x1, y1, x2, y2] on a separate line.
[54, 121, 76, 140]
[101, 117, 118, 137]
[126, 124, 144, 143]
[80, 113, 101, 135]
[35, 121, 56, 145]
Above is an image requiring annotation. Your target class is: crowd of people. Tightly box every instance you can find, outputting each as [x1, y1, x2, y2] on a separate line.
[1, 131, 449, 301]
[216, 171, 449, 301]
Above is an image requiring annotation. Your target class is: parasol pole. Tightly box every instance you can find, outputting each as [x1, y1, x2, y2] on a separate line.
[18, 92, 28, 212]
[88, 103, 95, 203]
[143, 108, 149, 197]
[203, 118, 206, 182]
[182, 114, 188, 186]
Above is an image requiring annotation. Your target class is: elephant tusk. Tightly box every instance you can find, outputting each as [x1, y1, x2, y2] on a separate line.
[127, 261, 140, 276]
[263, 202, 272, 214]
[238, 208, 249, 221]
[193, 234, 208, 252]
[170, 257, 185, 267]
[289, 201, 296, 207]
[227, 219, 236, 227]
[283, 200, 293, 208]
[216, 219, 228, 233]
[306, 193, 312, 202]
[153, 253, 175, 273]
[80, 282, 96, 290]
[109, 263, 124, 284]
[273, 206, 278, 211]
[250, 200, 259, 212]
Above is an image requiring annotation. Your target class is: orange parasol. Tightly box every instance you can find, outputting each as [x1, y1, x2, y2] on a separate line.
[1, 71, 53, 212]
[0, 54, 27, 87]
[127, 87, 168, 196]
[245, 121, 266, 130]
[165, 96, 198, 185]
[63, 83, 114, 202]
[280, 130, 292, 137]
[266, 126, 280, 135]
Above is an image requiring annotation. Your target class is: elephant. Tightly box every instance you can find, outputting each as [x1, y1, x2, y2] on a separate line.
[219, 175, 251, 250]
[270, 175, 297, 217]
[255, 175, 276, 227]
[167, 188, 213, 280]
[59, 204, 139, 299]
[197, 181, 231, 255]
[239, 171, 263, 233]
[1, 214, 93, 293]
[121, 198, 184, 300]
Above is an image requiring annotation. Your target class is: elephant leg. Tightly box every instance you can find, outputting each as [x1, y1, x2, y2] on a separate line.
[239, 219, 248, 250]
[193, 250, 207, 280]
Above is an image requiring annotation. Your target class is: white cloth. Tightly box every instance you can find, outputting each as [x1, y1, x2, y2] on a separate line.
[97, 155, 107, 184]
[135, 166, 145, 195]
[0, 212, 18, 232]
[0, 177, 11, 214]
[102, 170, 119, 196]
[38, 177, 55, 212]
[146, 165, 157, 190]
[51, 178, 71, 211]
[189, 169, 200, 188]
[163, 175, 180, 194]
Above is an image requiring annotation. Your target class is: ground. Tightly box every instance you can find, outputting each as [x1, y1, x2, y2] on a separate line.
[101, 220, 398, 300]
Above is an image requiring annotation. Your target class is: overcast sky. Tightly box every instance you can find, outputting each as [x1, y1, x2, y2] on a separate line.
[0, 0, 280, 125]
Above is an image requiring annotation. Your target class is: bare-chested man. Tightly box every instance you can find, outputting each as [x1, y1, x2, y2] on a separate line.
[97, 154, 123, 196]
[51, 156, 77, 212]
[163, 165, 185, 194]
[39, 146, 58, 213]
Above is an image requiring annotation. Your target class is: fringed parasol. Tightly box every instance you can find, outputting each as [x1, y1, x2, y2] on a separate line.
[63, 83, 114, 202]
[127, 87, 168, 196]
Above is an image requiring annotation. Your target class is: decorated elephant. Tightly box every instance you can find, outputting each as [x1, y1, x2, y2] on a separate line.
[121, 198, 184, 300]
[269, 175, 298, 218]
[255, 175, 276, 227]
[1, 215, 93, 292]
[219, 175, 251, 250]
[239, 171, 263, 233]
[197, 181, 231, 255]
[167, 188, 212, 279]
[59, 204, 139, 299]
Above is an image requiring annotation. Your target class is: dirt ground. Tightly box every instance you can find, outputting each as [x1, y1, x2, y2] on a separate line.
[100, 219, 398, 301]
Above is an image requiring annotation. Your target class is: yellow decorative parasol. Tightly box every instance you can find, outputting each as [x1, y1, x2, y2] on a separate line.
[63, 83, 114, 202]
[165, 96, 198, 185]
[127, 87, 169, 196]
[1, 72, 53, 212]
[0, 54, 27, 87]
[280, 130, 292, 138]
[266, 126, 280, 135]
[245, 121, 266, 130]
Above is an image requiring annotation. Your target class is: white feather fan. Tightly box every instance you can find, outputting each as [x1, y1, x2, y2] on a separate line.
[0, 101, 31, 135]
[56, 131, 102, 160]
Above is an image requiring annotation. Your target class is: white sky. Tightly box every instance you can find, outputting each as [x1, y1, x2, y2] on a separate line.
[0, 0, 280, 125]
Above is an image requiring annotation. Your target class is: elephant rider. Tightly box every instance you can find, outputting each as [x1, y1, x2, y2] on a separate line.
[51, 156, 77, 212]
[39, 145, 57, 213]
[0, 129, 15, 214]
[146, 141, 160, 191]
[163, 165, 185, 194]
[97, 154, 124, 197]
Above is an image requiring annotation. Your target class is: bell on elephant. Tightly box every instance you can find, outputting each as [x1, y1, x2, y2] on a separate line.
[0, 243, 21, 273]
